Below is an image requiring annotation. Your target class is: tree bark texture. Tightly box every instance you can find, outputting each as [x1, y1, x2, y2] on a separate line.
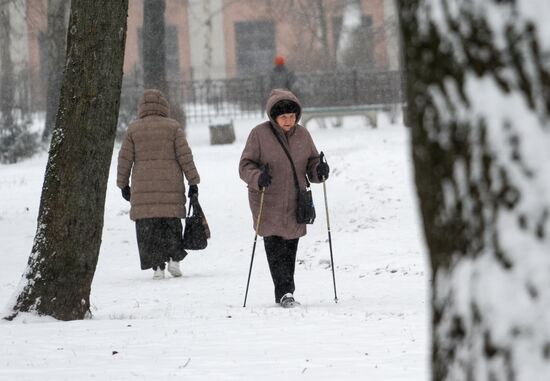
[42, 0, 69, 142]
[143, 0, 167, 94]
[141, 0, 186, 130]
[9, 0, 129, 321]
[399, 1, 550, 380]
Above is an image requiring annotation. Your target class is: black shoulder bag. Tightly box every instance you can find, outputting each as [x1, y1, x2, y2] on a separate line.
[183, 195, 210, 250]
[269, 124, 316, 224]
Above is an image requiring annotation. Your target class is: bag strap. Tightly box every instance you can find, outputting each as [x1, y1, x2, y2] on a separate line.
[191, 195, 204, 216]
[268, 123, 309, 193]
[186, 194, 201, 217]
[186, 197, 192, 217]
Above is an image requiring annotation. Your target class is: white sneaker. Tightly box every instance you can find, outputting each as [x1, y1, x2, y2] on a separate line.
[280, 293, 300, 308]
[153, 267, 165, 280]
[167, 259, 182, 277]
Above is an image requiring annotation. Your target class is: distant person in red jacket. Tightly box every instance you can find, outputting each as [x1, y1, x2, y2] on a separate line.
[268, 55, 296, 93]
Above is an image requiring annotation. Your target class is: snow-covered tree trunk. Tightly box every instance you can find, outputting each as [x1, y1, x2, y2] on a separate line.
[7, 0, 128, 321]
[399, 1, 550, 380]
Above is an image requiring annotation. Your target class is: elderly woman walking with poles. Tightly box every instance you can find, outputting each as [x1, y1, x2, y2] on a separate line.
[239, 88, 330, 308]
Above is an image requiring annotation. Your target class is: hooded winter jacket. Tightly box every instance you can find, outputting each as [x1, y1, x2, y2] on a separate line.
[117, 89, 200, 221]
[239, 89, 322, 239]
[269, 64, 296, 92]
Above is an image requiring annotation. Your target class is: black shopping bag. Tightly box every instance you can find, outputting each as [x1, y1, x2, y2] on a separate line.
[183, 195, 210, 250]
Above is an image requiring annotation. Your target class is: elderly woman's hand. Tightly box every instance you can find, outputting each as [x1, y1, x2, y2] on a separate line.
[317, 152, 329, 180]
[258, 165, 272, 189]
[188, 184, 198, 198]
[121, 186, 131, 201]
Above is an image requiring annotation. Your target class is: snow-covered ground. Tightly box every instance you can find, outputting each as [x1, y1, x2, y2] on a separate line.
[0, 114, 428, 380]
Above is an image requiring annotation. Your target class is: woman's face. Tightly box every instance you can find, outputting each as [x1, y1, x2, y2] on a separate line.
[275, 113, 297, 132]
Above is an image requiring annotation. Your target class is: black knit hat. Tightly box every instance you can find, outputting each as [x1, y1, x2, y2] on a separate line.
[270, 100, 299, 120]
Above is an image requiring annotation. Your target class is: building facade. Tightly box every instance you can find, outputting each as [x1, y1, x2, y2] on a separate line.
[24, 0, 397, 109]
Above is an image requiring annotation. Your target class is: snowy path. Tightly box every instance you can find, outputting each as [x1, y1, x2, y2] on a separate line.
[0, 117, 428, 380]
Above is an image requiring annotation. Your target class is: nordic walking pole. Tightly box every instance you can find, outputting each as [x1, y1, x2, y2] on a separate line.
[242, 188, 265, 307]
[243, 165, 269, 307]
[320, 152, 338, 303]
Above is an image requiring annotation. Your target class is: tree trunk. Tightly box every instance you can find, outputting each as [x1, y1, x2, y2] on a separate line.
[142, 0, 185, 130]
[42, 0, 69, 142]
[315, 0, 331, 62]
[399, 1, 550, 380]
[8, 0, 129, 321]
[0, 2, 15, 140]
[143, 0, 167, 94]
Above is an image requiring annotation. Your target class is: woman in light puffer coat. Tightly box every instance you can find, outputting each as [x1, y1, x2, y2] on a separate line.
[117, 89, 200, 279]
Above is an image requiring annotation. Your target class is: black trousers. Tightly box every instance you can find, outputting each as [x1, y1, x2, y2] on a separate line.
[135, 218, 187, 270]
[264, 236, 299, 303]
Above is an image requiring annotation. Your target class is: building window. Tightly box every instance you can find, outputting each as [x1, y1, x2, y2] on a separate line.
[234, 20, 275, 77]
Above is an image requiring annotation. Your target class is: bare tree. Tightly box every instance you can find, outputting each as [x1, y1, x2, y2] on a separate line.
[258, 0, 339, 70]
[142, 0, 185, 129]
[42, 0, 69, 142]
[143, 0, 167, 93]
[6, 0, 129, 321]
[399, 1, 550, 379]
[314, 0, 331, 61]
[0, 2, 15, 135]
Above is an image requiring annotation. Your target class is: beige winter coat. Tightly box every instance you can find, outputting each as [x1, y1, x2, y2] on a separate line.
[239, 89, 322, 239]
[117, 89, 200, 221]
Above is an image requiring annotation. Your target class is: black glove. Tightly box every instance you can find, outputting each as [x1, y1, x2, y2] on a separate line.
[121, 186, 131, 201]
[188, 184, 198, 198]
[258, 164, 272, 189]
[317, 151, 329, 180]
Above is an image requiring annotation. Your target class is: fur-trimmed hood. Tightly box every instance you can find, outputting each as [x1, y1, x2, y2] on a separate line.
[265, 89, 302, 124]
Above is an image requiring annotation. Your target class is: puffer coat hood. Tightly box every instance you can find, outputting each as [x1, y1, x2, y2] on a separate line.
[138, 89, 170, 118]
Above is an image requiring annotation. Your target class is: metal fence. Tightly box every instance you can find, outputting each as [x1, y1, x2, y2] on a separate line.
[169, 76, 266, 121]
[120, 69, 403, 124]
[296, 70, 403, 108]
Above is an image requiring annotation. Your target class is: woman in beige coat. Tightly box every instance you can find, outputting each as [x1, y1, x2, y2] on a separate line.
[239, 89, 330, 307]
[117, 89, 200, 279]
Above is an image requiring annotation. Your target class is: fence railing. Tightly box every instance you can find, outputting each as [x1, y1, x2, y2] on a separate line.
[296, 70, 403, 108]
[169, 76, 266, 121]
[120, 69, 403, 124]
